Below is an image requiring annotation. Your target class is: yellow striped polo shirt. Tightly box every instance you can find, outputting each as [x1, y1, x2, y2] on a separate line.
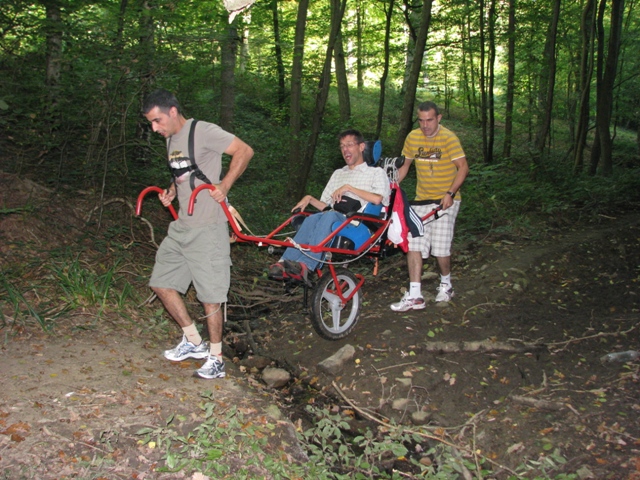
[402, 125, 465, 201]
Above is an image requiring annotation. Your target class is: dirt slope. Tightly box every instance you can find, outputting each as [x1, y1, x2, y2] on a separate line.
[1, 170, 639, 478]
[257, 212, 640, 478]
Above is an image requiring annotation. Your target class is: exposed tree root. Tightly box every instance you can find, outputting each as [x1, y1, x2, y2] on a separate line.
[424, 339, 545, 354]
[509, 394, 566, 411]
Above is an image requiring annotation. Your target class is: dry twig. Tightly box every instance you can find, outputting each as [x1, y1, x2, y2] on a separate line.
[331, 381, 519, 478]
[546, 324, 638, 352]
[461, 302, 507, 324]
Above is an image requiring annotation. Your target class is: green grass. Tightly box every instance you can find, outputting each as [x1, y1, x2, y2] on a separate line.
[132, 400, 578, 479]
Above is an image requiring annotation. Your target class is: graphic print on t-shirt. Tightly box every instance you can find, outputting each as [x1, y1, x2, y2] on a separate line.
[169, 150, 192, 184]
[415, 146, 442, 161]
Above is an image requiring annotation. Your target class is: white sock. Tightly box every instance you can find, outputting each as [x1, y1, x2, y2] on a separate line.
[182, 324, 202, 346]
[210, 342, 223, 358]
[440, 274, 451, 286]
[409, 282, 422, 299]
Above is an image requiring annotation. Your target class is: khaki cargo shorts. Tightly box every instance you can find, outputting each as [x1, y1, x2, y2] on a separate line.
[150, 221, 231, 304]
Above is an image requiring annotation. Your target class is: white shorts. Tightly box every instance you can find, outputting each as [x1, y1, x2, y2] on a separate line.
[408, 201, 461, 258]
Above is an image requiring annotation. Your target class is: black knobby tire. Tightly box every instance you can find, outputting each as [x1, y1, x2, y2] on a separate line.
[310, 269, 361, 340]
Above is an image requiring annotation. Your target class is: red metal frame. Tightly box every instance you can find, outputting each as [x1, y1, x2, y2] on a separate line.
[136, 186, 178, 220]
[135, 184, 442, 309]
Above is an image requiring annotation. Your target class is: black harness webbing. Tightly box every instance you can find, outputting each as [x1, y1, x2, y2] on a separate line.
[168, 120, 213, 191]
[410, 199, 441, 206]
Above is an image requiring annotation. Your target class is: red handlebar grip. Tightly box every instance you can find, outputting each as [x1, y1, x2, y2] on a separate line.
[136, 186, 178, 220]
[187, 184, 216, 216]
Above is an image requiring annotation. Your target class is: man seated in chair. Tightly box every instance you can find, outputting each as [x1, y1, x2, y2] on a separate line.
[268, 129, 391, 284]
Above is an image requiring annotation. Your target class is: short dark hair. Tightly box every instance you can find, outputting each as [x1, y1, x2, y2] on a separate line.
[417, 101, 440, 116]
[142, 89, 182, 115]
[338, 129, 365, 144]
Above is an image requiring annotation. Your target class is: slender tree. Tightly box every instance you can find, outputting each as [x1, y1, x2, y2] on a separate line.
[334, 30, 351, 123]
[572, 0, 597, 172]
[534, 0, 562, 159]
[486, 0, 496, 163]
[42, 0, 63, 107]
[400, 0, 419, 96]
[220, 20, 240, 131]
[394, 0, 434, 154]
[271, 0, 286, 107]
[376, 0, 395, 140]
[502, 0, 516, 158]
[292, 0, 347, 199]
[115, 0, 129, 49]
[287, 0, 310, 198]
[459, 22, 474, 118]
[590, 0, 625, 175]
[479, 0, 488, 161]
[356, 0, 364, 91]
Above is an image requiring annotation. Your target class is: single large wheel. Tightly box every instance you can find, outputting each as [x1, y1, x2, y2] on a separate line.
[310, 269, 362, 340]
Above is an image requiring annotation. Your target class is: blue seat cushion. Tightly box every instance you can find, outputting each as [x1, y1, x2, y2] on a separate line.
[331, 203, 383, 250]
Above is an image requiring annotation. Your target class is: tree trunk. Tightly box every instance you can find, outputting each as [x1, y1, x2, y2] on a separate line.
[593, 0, 625, 175]
[487, 0, 496, 163]
[466, 14, 478, 121]
[502, 0, 516, 158]
[400, 0, 419, 97]
[271, 0, 286, 108]
[356, 0, 364, 91]
[572, 0, 597, 173]
[115, 0, 129, 49]
[589, 0, 607, 174]
[534, 0, 562, 159]
[135, 0, 156, 171]
[376, 0, 395, 140]
[220, 21, 240, 132]
[291, 0, 347, 200]
[394, 0, 434, 155]
[479, 0, 488, 162]
[459, 23, 472, 118]
[287, 0, 309, 198]
[239, 18, 249, 74]
[334, 30, 351, 123]
[138, 0, 156, 89]
[43, 0, 63, 102]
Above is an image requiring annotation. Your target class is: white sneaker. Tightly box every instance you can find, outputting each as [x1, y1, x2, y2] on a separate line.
[390, 292, 426, 312]
[435, 283, 454, 302]
[196, 356, 226, 379]
[163, 335, 209, 361]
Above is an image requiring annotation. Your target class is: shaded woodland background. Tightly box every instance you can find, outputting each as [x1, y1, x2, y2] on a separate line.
[1, 0, 639, 232]
[1, 4, 640, 477]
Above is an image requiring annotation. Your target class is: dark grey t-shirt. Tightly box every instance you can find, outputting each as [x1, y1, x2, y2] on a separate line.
[167, 119, 235, 227]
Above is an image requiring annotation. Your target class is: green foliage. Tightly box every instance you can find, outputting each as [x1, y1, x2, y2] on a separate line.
[46, 252, 136, 316]
[0, 273, 62, 332]
[2, 0, 639, 222]
[456, 152, 640, 240]
[135, 395, 335, 478]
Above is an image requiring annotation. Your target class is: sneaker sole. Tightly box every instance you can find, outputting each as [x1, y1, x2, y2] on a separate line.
[435, 293, 455, 303]
[195, 371, 226, 379]
[390, 303, 426, 312]
[164, 351, 210, 362]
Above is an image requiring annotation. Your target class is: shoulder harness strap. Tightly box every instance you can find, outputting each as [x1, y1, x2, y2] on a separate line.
[187, 120, 212, 191]
[168, 120, 212, 191]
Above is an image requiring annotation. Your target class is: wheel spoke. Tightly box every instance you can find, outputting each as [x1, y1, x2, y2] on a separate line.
[329, 300, 343, 331]
[310, 270, 362, 340]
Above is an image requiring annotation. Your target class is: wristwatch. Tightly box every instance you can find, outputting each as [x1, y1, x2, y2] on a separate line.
[446, 191, 456, 199]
